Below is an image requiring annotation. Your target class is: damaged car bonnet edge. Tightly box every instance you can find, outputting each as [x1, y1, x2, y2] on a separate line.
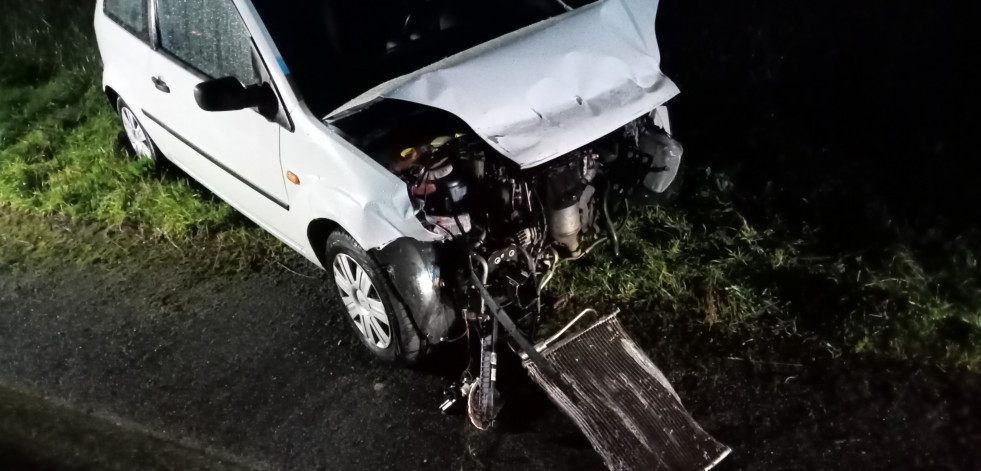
[325, 0, 679, 169]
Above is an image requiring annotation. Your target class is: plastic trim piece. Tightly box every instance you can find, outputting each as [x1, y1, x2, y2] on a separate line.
[142, 110, 290, 210]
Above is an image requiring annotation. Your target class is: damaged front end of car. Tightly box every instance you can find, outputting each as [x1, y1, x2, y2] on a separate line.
[363, 104, 682, 341]
[326, 0, 685, 345]
[360, 107, 683, 334]
[324, 0, 728, 469]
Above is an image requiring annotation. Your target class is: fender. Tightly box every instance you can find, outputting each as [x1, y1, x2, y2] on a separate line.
[282, 114, 441, 267]
[287, 174, 438, 265]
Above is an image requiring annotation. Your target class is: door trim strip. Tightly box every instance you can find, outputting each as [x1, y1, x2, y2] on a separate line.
[142, 110, 290, 210]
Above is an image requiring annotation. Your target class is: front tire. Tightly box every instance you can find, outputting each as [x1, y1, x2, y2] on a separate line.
[325, 231, 426, 365]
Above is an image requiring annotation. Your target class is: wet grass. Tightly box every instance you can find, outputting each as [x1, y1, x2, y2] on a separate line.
[0, 1, 260, 240]
[2, 1, 979, 370]
[0, 208, 286, 274]
[549, 169, 981, 369]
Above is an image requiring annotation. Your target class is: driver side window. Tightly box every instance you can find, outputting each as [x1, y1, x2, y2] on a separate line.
[156, 0, 259, 85]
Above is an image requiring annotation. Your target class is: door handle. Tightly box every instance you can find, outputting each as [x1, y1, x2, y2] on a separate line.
[152, 76, 170, 93]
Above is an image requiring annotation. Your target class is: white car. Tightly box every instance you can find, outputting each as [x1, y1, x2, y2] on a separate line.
[94, 0, 683, 366]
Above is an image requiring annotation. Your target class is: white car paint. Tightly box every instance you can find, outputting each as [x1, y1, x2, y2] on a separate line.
[95, 0, 438, 266]
[328, 0, 678, 169]
[94, 0, 672, 267]
[93, 1, 154, 137]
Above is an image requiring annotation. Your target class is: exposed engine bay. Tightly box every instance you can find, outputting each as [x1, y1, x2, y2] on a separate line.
[395, 108, 682, 304]
[337, 103, 684, 425]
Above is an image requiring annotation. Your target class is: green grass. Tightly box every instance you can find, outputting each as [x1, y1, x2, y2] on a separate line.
[0, 1, 259, 240]
[2, 0, 979, 369]
[550, 169, 981, 368]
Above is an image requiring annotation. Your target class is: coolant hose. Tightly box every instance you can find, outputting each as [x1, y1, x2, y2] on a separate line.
[603, 182, 620, 257]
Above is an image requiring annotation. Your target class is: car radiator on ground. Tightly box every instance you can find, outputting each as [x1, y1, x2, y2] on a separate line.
[524, 313, 730, 471]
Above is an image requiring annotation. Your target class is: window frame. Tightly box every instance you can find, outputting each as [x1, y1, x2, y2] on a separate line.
[148, 0, 295, 130]
[150, 0, 259, 83]
[103, 0, 151, 43]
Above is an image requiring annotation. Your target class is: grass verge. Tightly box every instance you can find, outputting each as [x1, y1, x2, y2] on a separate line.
[550, 168, 981, 369]
[1, 1, 260, 241]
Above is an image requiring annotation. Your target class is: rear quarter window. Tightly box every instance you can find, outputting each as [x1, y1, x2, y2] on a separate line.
[104, 0, 149, 40]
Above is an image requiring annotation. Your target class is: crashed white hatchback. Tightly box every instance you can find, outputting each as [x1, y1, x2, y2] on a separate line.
[97, 0, 728, 468]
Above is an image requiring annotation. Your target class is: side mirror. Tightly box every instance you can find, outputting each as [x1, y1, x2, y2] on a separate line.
[194, 76, 278, 120]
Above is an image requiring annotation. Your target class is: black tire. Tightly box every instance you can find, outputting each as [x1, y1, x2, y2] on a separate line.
[325, 230, 426, 365]
[116, 98, 161, 162]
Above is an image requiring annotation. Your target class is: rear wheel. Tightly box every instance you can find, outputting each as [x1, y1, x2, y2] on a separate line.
[117, 98, 159, 162]
[326, 231, 426, 365]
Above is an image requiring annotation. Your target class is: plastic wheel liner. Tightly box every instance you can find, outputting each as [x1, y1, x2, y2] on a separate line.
[524, 312, 730, 471]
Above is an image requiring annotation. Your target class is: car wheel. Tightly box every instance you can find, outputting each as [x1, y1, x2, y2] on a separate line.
[325, 230, 425, 365]
[116, 98, 159, 162]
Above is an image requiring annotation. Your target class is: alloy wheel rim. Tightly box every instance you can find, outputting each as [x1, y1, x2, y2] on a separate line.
[332, 253, 392, 349]
[121, 107, 152, 159]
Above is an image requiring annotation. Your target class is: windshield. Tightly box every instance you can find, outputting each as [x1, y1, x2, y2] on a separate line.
[251, 0, 598, 118]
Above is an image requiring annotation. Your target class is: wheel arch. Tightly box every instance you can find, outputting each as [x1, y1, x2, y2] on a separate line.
[307, 218, 341, 268]
[310, 217, 457, 346]
[104, 85, 120, 110]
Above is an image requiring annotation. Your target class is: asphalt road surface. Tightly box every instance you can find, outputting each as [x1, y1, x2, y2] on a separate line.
[1, 250, 980, 470]
[0, 252, 607, 471]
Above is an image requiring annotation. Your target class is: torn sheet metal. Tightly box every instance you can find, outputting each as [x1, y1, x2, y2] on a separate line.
[326, 0, 679, 169]
[525, 314, 730, 471]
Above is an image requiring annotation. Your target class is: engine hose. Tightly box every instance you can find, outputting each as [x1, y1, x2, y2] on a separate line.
[536, 235, 610, 294]
[617, 199, 631, 231]
[532, 186, 549, 258]
[472, 253, 490, 315]
[537, 247, 561, 293]
[603, 182, 621, 257]
[517, 245, 543, 340]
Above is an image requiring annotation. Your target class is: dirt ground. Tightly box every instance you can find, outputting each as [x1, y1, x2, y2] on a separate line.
[1, 249, 979, 470]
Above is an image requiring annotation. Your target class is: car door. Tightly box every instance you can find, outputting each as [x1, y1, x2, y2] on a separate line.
[96, 0, 154, 113]
[141, 0, 290, 219]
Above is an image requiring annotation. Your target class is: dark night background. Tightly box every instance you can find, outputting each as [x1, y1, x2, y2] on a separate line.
[659, 0, 980, 249]
[2, 0, 981, 470]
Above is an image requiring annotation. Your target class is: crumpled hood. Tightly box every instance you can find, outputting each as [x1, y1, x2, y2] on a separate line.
[326, 0, 678, 169]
